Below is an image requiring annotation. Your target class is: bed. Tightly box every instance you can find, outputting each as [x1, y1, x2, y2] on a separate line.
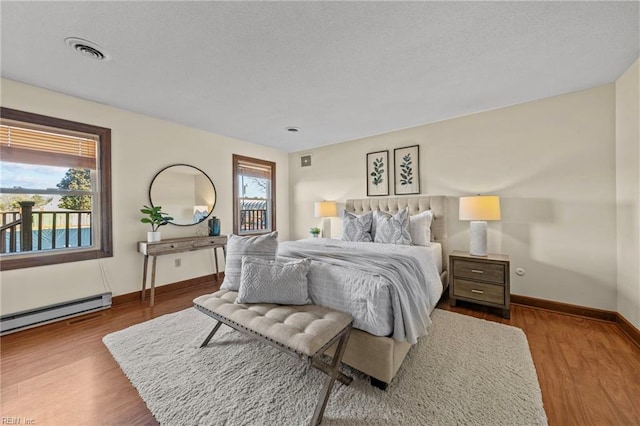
[278, 195, 448, 387]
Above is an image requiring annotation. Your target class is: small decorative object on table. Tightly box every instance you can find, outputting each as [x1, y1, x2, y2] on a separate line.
[208, 217, 221, 236]
[310, 227, 321, 238]
[140, 205, 173, 242]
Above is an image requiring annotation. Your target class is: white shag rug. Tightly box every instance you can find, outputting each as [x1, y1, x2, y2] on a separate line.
[103, 308, 547, 425]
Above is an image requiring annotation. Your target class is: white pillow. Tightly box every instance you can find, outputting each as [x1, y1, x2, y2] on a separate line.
[236, 256, 312, 305]
[409, 210, 433, 246]
[373, 208, 412, 245]
[220, 232, 278, 291]
[342, 210, 373, 242]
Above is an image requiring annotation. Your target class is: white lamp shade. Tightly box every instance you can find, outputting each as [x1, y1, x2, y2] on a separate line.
[459, 196, 501, 221]
[314, 201, 338, 218]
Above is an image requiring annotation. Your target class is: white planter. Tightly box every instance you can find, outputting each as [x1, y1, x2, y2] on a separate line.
[147, 231, 161, 242]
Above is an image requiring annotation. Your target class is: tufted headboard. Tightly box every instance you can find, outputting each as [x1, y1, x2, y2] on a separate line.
[345, 195, 448, 273]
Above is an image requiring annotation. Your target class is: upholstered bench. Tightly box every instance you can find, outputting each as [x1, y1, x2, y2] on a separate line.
[193, 289, 353, 425]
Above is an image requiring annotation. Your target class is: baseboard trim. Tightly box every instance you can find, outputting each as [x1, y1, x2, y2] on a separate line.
[511, 294, 617, 322]
[112, 273, 223, 307]
[512, 294, 640, 349]
[616, 312, 640, 350]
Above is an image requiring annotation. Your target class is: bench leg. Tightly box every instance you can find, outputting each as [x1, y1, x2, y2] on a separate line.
[199, 321, 223, 348]
[311, 359, 352, 386]
[310, 326, 351, 426]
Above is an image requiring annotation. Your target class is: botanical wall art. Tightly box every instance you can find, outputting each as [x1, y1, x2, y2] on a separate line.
[394, 145, 420, 195]
[366, 150, 389, 196]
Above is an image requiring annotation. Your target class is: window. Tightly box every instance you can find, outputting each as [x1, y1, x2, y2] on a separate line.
[233, 154, 276, 235]
[0, 107, 112, 270]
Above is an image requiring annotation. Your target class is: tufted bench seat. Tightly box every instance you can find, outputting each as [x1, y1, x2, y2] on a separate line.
[193, 289, 353, 425]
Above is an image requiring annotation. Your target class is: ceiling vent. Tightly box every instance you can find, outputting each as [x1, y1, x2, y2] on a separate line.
[65, 37, 111, 61]
[300, 154, 312, 167]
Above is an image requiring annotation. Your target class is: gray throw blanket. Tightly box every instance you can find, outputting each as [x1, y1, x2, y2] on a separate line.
[278, 240, 439, 344]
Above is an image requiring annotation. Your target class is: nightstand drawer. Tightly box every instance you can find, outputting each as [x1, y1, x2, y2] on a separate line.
[453, 279, 505, 305]
[453, 260, 505, 284]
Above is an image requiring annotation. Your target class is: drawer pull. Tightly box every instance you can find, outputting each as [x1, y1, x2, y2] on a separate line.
[471, 289, 484, 294]
[170, 245, 175, 249]
[471, 269, 484, 274]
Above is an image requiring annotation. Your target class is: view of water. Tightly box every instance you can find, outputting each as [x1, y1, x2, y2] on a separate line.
[3, 228, 92, 252]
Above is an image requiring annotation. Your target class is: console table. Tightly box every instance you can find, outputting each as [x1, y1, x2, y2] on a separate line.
[137, 235, 227, 306]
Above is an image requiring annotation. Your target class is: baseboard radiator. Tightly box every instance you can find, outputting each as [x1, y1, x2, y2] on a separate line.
[0, 292, 112, 335]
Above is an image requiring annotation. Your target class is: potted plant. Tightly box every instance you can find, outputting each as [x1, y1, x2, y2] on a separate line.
[310, 227, 321, 238]
[140, 205, 174, 242]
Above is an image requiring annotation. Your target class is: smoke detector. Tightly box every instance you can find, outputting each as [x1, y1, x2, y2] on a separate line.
[65, 37, 111, 61]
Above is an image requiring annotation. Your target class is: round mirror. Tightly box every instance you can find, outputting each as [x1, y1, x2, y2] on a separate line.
[149, 164, 217, 226]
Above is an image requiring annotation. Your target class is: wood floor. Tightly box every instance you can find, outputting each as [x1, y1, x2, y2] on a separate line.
[1, 280, 639, 426]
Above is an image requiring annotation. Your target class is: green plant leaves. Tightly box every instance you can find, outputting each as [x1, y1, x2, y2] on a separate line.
[140, 205, 174, 231]
[400, 153, 413, 185]
[371, 157, 385, 186]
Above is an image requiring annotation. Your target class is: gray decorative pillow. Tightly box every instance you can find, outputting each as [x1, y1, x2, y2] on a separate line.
[341, 210, 373, 242]
[236, 256, 312, 305]
[221, 231, 278, 291]
[374, 208, 412, 245]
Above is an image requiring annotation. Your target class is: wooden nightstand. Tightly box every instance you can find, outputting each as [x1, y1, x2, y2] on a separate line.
[449, 250, 511, 318]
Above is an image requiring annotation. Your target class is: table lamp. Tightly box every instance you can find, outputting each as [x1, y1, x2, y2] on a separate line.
[314, 200, 338, 239]
[459, 195, 501, 256]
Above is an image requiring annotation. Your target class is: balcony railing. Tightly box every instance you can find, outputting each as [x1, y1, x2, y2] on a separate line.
[1, 202, 92, 253]
[240, 208, 268, 232]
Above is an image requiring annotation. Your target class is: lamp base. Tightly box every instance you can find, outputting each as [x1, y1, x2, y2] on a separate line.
[321, 217, 332, 239]
[469, 221, 488, 256]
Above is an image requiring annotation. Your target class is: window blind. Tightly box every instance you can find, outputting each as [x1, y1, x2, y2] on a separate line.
[237, 159, 272, 179]
[0, 124, 97, 169]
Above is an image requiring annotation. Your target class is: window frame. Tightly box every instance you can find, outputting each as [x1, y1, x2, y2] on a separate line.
[232, 154, 276, 236]
[0, 107, 112, 270]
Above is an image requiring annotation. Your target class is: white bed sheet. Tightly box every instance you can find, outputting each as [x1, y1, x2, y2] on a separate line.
[277, 239, 443, 338]
[423, 242, 443, 312]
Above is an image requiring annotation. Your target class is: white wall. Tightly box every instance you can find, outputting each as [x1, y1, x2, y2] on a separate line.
[2, 76, 633, 321]
[0, 79, 289, 315]
[290, 85, 618, 311]
[615, 58, 640, 329]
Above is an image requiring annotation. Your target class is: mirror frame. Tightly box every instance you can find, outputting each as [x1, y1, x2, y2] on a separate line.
[148, 163, 217, 227]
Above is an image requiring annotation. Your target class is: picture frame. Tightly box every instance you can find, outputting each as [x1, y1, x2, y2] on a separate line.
[366, 150, 389, 196]
[394, 145, 420, 195]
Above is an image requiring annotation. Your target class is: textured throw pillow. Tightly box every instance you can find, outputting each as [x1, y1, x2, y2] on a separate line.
[220, 231, 278, 291]
[374, 208, 412, 245]
[236, 256, 312, 305]
[409, 210, 433, 246]
[341, 210, 373, 242]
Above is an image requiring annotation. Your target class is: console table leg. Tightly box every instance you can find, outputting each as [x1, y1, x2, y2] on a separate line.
[214, 248, 220, 279]
[150, 255, 157, 307]
[141, 255, 149, 301]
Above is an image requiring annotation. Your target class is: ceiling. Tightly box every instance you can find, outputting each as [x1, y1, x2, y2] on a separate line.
[1, 1, 638, 153]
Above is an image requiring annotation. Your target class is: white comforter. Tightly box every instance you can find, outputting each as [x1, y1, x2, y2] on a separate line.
[278, 238, 443, 344]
